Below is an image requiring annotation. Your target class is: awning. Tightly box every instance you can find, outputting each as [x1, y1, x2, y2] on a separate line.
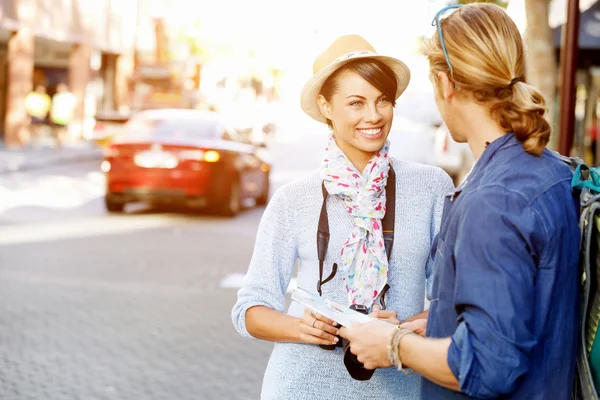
[553, 0, 600, 49]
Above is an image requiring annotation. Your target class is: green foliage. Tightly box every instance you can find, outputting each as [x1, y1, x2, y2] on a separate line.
[456, 0, 510, 8]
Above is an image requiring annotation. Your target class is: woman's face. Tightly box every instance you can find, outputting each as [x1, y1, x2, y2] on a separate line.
[318, 70, 394, 162]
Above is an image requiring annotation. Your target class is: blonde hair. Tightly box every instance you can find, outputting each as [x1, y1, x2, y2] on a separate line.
[422, 3, 550, 156]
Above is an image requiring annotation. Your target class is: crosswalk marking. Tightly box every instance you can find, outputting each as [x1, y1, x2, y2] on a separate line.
[0, 215, 195, 245]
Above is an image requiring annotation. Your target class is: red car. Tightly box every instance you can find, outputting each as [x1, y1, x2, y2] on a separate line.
[101, 109, 271, 216]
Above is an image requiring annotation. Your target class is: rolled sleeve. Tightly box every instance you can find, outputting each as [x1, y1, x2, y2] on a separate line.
[231, 187, 298, 338]
[448, 186, 539, 398]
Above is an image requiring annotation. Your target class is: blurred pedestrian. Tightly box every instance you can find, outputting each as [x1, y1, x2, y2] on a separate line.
[339, 4, 580, 400]
[232, 34, 454, 399]
[25, 85, 51, 145]
[50, 83, 76, 148]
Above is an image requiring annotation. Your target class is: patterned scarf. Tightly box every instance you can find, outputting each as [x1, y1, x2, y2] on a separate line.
[320, 135, 390, 309]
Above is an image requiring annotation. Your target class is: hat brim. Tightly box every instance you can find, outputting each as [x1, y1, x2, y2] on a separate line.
[300, 54, 411, 124]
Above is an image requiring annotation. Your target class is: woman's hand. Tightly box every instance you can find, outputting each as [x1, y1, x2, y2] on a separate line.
[400, 318, 427, 337]
[369, 308, 399, 325]
[298, 308, 340, 346]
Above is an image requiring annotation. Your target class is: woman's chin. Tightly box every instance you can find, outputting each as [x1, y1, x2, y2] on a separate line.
[355, 138, 386, 153]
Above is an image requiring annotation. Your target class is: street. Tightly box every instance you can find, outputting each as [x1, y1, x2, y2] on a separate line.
[0, 131, 328, 400]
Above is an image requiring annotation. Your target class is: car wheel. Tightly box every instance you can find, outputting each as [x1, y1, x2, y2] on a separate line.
[218, 178, 241, 217]
[105, 195, 125, 213]
[256, 173, 270, 206]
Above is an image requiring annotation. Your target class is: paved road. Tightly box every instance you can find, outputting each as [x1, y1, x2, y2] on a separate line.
[0, 132, 328, 400]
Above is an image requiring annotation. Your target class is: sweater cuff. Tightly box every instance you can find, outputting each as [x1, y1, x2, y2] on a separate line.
[233, 300, 275, 339]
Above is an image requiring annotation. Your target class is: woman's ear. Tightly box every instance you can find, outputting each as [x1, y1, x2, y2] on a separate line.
[436, 71, 455, 102]
[317, 95, 332, 119]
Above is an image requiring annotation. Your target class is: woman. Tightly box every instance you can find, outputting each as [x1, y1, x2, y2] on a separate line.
[339, 4, 581, 400]
[231, 34, 454, 399]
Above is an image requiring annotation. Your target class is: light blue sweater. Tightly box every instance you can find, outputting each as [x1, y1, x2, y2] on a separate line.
[232, 158, 454, 400]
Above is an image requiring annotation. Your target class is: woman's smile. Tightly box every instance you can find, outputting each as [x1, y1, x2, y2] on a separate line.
[356, 127, 384, 139]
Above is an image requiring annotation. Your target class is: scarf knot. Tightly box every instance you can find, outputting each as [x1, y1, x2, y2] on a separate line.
[320, 136, 390, 308]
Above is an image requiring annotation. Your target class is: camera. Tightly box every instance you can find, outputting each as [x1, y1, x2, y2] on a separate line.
[341, 304, 375, 380]
[318, 304, 376, 380]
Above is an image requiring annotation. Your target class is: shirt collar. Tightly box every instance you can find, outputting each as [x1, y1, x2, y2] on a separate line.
[448, 133, 518, 198]
[475, 133, 518, 169]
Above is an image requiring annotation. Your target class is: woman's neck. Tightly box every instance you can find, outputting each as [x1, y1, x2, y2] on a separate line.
[334, 139, 373, 173]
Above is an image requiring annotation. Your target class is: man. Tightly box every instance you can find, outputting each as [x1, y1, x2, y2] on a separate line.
[50, 83, 76, 148]
[25, 85, 51, 144]
[339, 4, 580, 399]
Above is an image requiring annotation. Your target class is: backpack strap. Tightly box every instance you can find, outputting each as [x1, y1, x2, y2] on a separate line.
[382, 166, 396, 258]
[576, 200, 600, 399]
[317, 182, 335, 296]
[552, 151, 584, 172]
[555, 152, 600, 397]
[375, 166, 396, 308]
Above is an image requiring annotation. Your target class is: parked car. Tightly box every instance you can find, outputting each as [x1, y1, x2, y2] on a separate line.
[433, 124, 474, 185]
[101, 109, 271, 216]
[91, 111, 131, 148]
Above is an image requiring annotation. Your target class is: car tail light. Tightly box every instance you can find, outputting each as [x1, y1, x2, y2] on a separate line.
[101, 160, 111, 172]
[178, 149, 221, 162]
[178, 150, 205, 161]
[203, 150, 220, 163]
[104, 145, 119, 157]
[178, 150, 220, 162]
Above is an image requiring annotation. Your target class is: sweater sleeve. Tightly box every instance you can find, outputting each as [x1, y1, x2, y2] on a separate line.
[231, 186, 299, 338]
[426, 169, 454, 301]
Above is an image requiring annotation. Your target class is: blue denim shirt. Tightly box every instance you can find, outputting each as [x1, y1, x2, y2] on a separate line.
[422, 134, 581, 399]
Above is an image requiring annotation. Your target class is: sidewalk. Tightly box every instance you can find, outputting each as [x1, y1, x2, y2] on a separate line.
[0, 140, 104, 174]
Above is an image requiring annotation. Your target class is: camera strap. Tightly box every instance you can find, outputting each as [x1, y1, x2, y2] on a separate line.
[316, 165, 396, 308]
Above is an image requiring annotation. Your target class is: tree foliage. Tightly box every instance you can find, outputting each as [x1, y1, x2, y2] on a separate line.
[456, 0, 510, 8]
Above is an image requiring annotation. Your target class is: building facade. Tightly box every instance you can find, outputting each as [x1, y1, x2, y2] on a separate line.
[0, 0, 139, 147]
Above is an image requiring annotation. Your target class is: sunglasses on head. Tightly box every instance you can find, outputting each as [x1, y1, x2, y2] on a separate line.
[431, 4, 463, 87]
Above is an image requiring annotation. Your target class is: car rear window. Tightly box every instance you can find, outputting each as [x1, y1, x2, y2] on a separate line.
[119, 117, 222, 142]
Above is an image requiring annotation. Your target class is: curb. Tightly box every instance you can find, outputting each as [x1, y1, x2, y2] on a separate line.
[0, 149, 104, 174]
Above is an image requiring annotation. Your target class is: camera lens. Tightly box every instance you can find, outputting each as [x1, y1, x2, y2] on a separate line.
[342, 304, 375, 380]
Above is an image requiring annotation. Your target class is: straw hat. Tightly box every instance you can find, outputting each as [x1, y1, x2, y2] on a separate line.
[300, 34, 411, 124]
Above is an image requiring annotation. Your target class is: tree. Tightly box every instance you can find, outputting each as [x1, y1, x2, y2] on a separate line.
[457, 0, 510, 7]
[524, 0, 558, 143]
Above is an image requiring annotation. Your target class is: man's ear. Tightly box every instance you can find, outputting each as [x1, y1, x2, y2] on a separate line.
[317, 95, 332, 119]
[436, 71, 455, 102]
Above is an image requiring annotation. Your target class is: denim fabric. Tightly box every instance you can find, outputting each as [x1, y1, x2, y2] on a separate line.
[422, 134, 581, 399]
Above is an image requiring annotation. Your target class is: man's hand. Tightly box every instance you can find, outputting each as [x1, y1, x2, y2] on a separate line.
[339, 319, 397, 370]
